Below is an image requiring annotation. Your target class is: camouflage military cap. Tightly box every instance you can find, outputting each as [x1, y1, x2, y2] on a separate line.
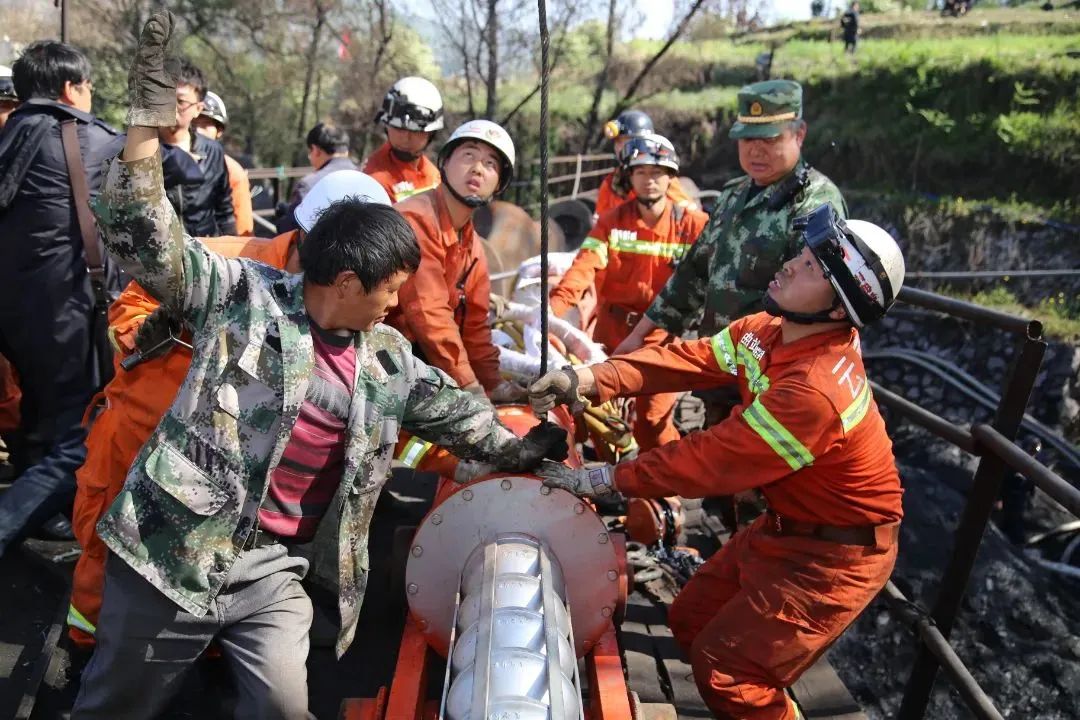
[729, 80, 803, 140]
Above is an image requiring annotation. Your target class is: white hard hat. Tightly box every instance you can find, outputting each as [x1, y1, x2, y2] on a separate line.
[618, 133, 680, 174]
[200, 90, 228, 127]
[799, 206, 905, 328]
[438, 119, 516, 195]
[377, 76, 444, 132]
[294, 170, 392, 233]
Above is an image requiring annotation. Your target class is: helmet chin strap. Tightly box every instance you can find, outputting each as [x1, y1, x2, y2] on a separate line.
[390, 146, 420, 163]
[440, 168, 492, 209]
[763, 293, 844, 325]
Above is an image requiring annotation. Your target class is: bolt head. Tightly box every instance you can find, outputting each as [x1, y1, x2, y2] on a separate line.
[598, 533, 609, 544]
[500, 479, 512, 490]
[540, 486, 552, 495]
[601, 606, 613, 618]
[574, 503, 585, 515]
[431, 513, 443, 525]
[607, 570, 618, 581]
[462, 489, 474, 501]
[411, 545, 423, 557]
[407, 583, 419, 595]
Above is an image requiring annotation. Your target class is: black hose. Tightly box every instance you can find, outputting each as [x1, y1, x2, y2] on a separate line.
[537, 0, 551, 376]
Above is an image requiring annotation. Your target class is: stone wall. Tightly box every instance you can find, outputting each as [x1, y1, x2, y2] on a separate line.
[862, 308, 1080, 469]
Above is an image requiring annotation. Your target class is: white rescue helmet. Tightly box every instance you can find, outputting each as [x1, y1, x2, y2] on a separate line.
[618, 133, 680, 174]
[377, 76, 444, 133]
[199, 91, 228, 127]
[294, 170, 392, 233]
[438, 119, 516, 195]
[798, 205, 905, 328]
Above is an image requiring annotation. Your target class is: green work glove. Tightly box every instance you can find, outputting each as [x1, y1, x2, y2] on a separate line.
[127, 10, 180, 127]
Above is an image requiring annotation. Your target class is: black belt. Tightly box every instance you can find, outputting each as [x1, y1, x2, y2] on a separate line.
[241, 527, 288, 551]
[764, 511, 898, 548]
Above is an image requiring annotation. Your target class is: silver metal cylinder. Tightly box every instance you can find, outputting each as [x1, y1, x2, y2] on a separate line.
[443, 534, 581, 720]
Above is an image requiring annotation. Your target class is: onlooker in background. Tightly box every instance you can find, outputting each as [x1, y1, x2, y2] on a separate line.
[192, 90, 253, 236]
[0, 41, 126, 551]
[0, 64, 19, 129]
[841, 2, 861, 54]
[277, 121, 357, 232]
[157, 58, 235, 236]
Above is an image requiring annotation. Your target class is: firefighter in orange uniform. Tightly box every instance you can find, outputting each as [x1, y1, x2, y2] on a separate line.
[192, 91, 254, 236]
[550, 133, 707, 450]
[594, 109, 696, 219]
[66, 170, 390, 646]
[531, 206, 906, 720]
[387, 119, 525, 403]
[363, 77, 444, 202]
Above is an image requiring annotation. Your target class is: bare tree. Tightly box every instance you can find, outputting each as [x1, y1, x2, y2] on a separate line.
[607, 0, 712, 121]
[579, 0, 620, 153]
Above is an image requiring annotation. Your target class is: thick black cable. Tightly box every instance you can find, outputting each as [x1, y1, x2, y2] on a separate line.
[537, 0, 550, 375]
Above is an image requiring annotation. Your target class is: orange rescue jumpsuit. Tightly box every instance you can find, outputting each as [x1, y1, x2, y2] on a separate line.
[591, 312, 902, 720]
[388, 188, 503, 392]
[550, 199, 707, 450]
[224, 154, 254, 236]
[67, 232, 298, 646]
[594, 171, 695, 219]
[363, 141, 442, 203]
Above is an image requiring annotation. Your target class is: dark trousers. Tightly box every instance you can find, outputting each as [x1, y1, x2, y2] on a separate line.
[0, 298, 100, 554]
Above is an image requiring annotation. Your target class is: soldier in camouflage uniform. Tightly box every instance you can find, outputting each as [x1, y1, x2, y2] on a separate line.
[614, 80, 847, 353]
[72, 13, 564, 719]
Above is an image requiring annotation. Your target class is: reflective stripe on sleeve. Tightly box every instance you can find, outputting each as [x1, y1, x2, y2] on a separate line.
[742, 398, 814, 471]
[67, 604, 96, 636]
[710, 329, 738, 375]
[397, 437, 433, 469]
[579, 238, 609, 267]
[840, 379, 872, 433]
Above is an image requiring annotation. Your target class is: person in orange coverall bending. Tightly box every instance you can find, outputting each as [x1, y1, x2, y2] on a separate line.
[66, 170, 390, 647]
[549, 132, 706, 450]
[529, 206, 906, 720]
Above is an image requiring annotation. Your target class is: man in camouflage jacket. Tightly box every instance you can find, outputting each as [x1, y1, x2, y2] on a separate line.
[616, 80, 847, 350]
[73, 13, 562, 719]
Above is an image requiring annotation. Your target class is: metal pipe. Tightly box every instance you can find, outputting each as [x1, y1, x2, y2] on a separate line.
[899, 337, 1046, 719]
[870, 382, 977, 453]
[884, 583, 1004, 720]
[445, 535, 579, 720]
[971, 424, 1080, 517]
[896, 286, 1042, 339]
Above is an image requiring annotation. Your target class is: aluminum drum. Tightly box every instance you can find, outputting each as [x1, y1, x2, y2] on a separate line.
[445, 648, 579, 720]
[453, 608, 574, 676]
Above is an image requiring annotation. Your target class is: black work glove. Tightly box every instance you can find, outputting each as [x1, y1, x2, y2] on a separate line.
[122, 306, 183, 370]
[511, 420, 570, 473]
[127, 10, 180, 127]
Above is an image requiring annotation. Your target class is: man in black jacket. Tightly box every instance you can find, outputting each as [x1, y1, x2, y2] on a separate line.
[0, 41, 126, 553]
[276, 122, 358, 232]
[157, 58, 235, 237]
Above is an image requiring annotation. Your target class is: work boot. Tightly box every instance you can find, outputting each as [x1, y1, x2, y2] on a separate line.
[33, 514, 75, 541]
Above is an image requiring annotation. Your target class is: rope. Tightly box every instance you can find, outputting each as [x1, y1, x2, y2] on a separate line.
[537, 0, 551, 376]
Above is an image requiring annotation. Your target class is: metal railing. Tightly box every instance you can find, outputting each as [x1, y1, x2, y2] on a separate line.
[515, 154, 614, 209]
[867, 286, 1080, 719]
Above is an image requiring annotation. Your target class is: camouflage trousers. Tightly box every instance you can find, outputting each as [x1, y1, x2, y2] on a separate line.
[73, 546, 315, 720]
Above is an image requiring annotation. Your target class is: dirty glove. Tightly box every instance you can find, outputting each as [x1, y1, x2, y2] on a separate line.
[535, 460, 618, 499]
[127, 10, 180, 127]
[453, 459, 498, 484]
[462, 381, 487, 398]
[489, 379, 528, 404]
[122, 306, 185, 370]
[503, 420, 570, 473]
[529, 366, 584, 416]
